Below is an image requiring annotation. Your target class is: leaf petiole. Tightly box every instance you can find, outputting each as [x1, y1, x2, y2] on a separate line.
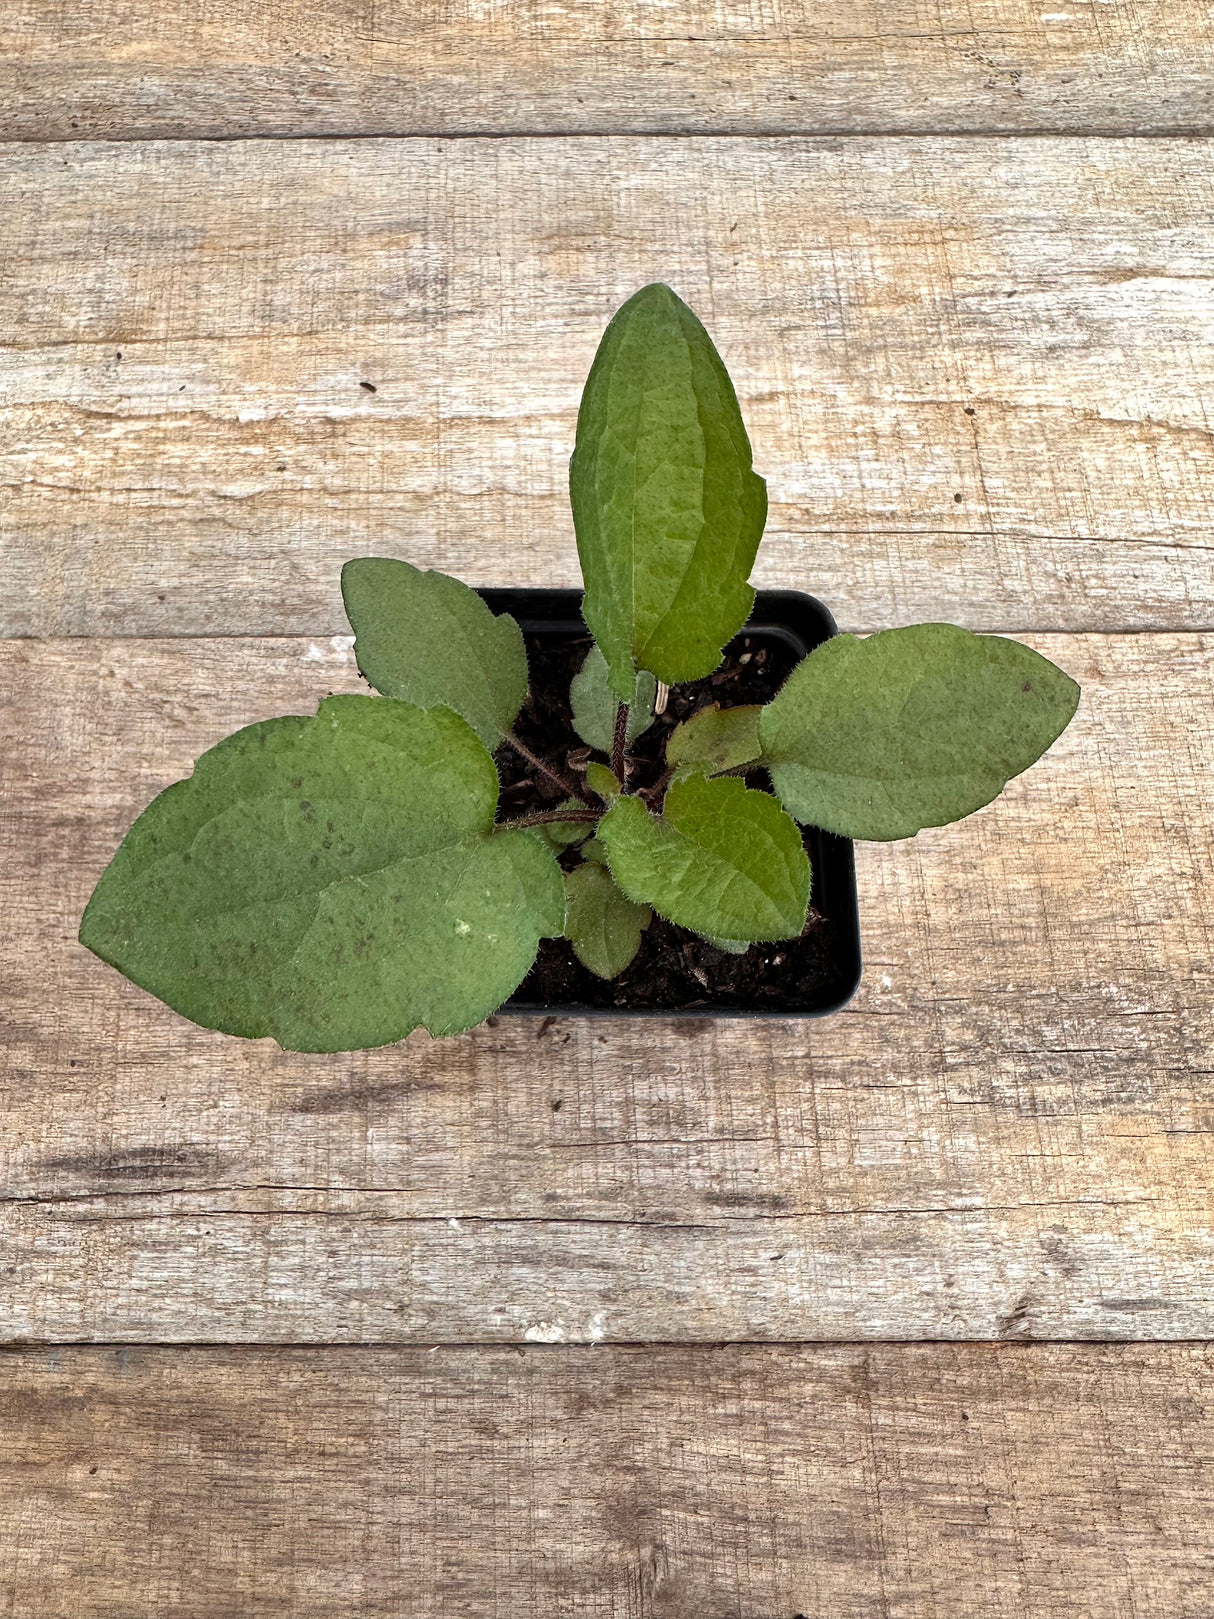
[611, 703, 629, 783]
[501, 807, 603, 832]
[504, 731, 596, 806]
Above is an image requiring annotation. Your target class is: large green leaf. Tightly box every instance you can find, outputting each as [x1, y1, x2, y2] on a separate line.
[341, 558, 528, 748]
[665, 703, 763, 776]
[79, 697, 564, 1052]
[598, 776, 809, 943]
[563, 861, 652, 980]
[569, 644, 656, 752]
[759, 624, 1081, 840]
[569, 283, 768, 700]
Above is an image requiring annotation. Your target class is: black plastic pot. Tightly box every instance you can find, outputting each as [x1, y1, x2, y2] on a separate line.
[479, 588, 862, 1019]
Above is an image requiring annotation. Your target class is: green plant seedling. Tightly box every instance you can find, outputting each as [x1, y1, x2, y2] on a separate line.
[81, 283, 1080, 1050]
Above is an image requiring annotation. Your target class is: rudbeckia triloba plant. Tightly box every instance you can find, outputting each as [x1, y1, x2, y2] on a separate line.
[81, 284, 1080, 1051]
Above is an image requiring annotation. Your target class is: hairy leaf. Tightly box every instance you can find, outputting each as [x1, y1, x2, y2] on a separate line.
[666, 703, 763, 776]
[760, 624, 1081, 840]
[79, 697, 564, 1052]
[585, 761, 622, 800]
[569, 644, 657, 751]
[570, 283, 768, 699]
[341, 558, 528, 748]
[564, 861, 652, 979]
[598, 776, 809, 942]
[534, 799, 595, 852]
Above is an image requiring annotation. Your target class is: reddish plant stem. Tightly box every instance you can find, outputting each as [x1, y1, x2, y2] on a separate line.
[501, 807, 603, 831]
[504, 731, 595, 807]
[611, 703, 629, 784]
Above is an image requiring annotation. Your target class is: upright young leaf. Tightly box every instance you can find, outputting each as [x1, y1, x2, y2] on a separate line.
[563, 861, 652, 980]
[79, 697, 564, 1052]
[341, 558, 528, 749]
[569, 644, 657, 752]
[665, 704, 763, 776]
[570, 283, 768, 699]
[760, 624, 1081, 841]
[598, 776, 809, 943]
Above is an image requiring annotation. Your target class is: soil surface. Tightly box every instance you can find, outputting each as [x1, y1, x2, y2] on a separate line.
[496, 627, 855, 1014]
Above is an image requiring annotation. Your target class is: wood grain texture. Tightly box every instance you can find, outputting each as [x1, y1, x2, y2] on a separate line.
[3, 632, 1211, 1342]
[3, 1342, 1213, 1618]
[4, 137, 1214, 639]
[4, 0, 1214, 142]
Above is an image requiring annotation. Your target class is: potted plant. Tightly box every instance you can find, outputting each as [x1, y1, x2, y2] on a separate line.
[80, 284, 1079, 1051]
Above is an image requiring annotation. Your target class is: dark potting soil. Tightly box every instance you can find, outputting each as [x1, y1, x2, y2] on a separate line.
[496, 628, 852, 1013]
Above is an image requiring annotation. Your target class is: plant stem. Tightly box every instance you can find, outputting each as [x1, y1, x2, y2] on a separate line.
[504, 731, 595, 806]
[501, 807, 602, 831]
[611, 703, 629, 783]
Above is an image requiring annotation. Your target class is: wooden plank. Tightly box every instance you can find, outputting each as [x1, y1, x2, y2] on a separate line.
[3, 1342, 1213, 1617]
[4, 136, 1214, 639]
[4, 0, 1214, 142]
[2, 631, 1211, 1342]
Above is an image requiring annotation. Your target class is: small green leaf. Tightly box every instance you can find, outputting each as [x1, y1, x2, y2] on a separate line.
[564, 861, 652, 979]
[759, 624, 1081, 840]
[666, 704, 763, 776]
[534, 799, 595, 851]
[570, 644, 657, 751]
[341, 558, 528, 749]
[585, 761, 622, 800]
[598, 776, 809, 943]
[580, 836, 609, 865]
[79, 697, 564, 1052]
[570, 284, 768, 699]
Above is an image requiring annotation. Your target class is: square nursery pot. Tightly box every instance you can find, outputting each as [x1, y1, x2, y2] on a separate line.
[480, 587, 862, 1020]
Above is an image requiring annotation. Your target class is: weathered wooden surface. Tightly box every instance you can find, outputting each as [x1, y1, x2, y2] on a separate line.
[3, 631, 1210, 1341]
[3, 1342, 1213, 1618]
[4, 137, 1214, 639]
[4, 0, 1214, 142]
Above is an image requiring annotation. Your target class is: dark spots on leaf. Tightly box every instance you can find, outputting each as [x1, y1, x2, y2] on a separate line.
[360, 380, 377, 392]
[1023, 681, 1033, 692]
[291, 777, 303, 789]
